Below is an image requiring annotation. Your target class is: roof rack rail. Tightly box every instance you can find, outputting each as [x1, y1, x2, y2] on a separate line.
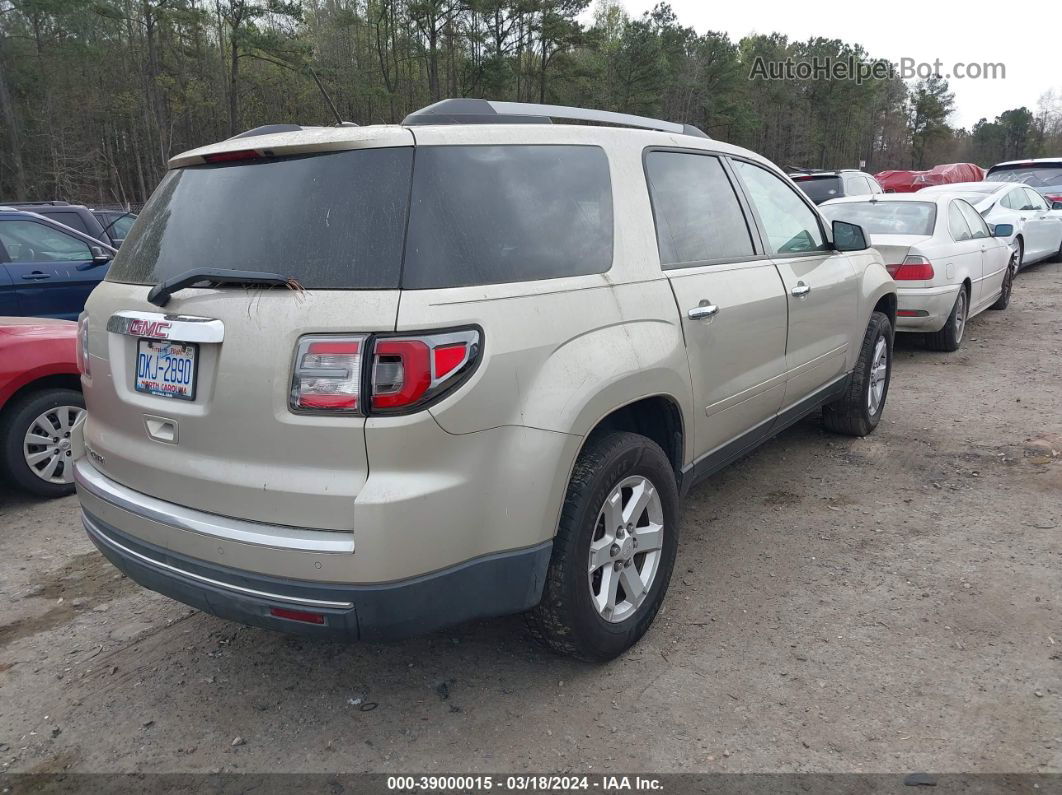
[402, 99, 709, 139]
[5, 200, 70, 206]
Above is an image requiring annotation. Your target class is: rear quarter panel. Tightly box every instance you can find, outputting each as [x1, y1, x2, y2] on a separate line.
[0, 325, 78, 409]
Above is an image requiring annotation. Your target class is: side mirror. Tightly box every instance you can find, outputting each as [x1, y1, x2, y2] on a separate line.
[78, 245, 113, 271]
[991, 223, 1014, 238]
[1052, 201, 1062, 211]
[832, 219, 869, 252]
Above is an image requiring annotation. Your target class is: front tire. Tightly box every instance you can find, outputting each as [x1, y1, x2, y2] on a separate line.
[0, 388, 84, 498]
[822, 311, 893, 437]
[923, 286, 968, 352]
[527, 431, 679, 662]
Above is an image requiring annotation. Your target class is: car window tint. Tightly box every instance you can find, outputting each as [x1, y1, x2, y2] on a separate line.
[644, 151, 754, 267]
[948, 202, 973, 241]
[732, 160, 826, 255]
[48, 211, 91, 234]
[957, 201, 989, 239]
[1023, 188, 1047, 211]
[0, 220, 91, 262]
[403, 145, 613, 288]
[108, 148, 413, 288]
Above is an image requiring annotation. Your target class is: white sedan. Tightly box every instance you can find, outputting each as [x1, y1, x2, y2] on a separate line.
[919, 181, 1062, 269]
[821, 194, 1016, 352]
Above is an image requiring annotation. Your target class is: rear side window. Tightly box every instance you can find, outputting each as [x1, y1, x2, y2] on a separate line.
[108, 148, 413, 288]
[948, 202, 973, 241]
[644, 151, 754, 266]
[48, 211, 91, 234]
[792, 175, 842, 203]
[402, 145, 613, 288]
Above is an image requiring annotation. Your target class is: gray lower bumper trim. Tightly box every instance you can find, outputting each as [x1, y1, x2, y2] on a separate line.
[83, 512, 353, 609]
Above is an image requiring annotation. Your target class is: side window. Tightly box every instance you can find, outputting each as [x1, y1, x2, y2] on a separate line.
[403, 145, 614, 288]
[732, 160, 827, 255]
[0, 220, 92, 262]
[843, 175, 861, 195]
[958, 201, 989, 239]
[1000, 190, 1018, 210]
[948, 202, 973, 242]
[1023, 188, 1047, 211]
[644, 151, 755, 267]
[49, 211, 91, 234]
[868, 177, 883, 195]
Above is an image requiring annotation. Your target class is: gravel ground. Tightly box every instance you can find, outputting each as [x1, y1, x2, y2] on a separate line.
[0, 263, 1059, 775]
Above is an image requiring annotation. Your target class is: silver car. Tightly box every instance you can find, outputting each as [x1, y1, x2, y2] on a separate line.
[821, 193, 1016, 352]
[71, 100, 897, 661]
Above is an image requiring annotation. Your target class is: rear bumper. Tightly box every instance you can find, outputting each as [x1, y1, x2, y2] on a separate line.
[75, 458, 553, 640]
[84, 510, 551, 639]
[896, 284, 961, 332]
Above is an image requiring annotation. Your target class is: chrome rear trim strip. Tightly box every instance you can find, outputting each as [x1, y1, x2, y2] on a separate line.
[74, 458, 355, 554]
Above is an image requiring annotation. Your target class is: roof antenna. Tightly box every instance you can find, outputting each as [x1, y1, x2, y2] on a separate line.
[307, 66, 349, 127]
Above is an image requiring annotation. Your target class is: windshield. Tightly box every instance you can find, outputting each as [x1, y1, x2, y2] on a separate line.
[791, 175, 842, 204]
[820, 201, 937, 236]
[108, 148, 414, 288]
[986, 164, 1062, 188]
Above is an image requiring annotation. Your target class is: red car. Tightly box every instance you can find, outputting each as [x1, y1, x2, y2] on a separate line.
[0, 317, 83, 497]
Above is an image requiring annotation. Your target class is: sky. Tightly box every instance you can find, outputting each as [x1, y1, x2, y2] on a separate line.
[597, 0, 1060, 130]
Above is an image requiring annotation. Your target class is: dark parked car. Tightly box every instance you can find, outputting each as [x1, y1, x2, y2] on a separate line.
[0, 208, 115, 320]
[789, 169, 884, 204]
[2, 201, 118, 247]
[91, 209, 137, 247]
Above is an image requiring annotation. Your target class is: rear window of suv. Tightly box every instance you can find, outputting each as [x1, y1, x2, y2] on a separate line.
[108, 148, 414, 289]
[108, 143, 614, 291]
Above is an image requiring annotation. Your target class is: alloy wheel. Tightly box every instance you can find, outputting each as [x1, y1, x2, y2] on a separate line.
[587, 475, 664, 623]
[867, 335, 888, 416]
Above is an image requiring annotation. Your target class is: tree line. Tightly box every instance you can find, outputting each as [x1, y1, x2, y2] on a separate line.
[1, 0, 1060, 206]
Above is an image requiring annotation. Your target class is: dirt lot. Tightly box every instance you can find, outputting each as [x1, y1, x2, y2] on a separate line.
[1, 264, 1059, 776]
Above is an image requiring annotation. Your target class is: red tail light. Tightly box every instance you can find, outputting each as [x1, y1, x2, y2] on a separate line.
[289, 329, 480, 415]
[886, 255, 934, 280]
[202, 149, 262, 164]
[370, 330, 480, 413]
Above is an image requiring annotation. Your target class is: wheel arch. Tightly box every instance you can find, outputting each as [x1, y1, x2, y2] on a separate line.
[0, 373, 82, 418]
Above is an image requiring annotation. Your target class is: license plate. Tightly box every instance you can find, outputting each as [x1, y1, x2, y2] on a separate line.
[134, 339, 198, 400]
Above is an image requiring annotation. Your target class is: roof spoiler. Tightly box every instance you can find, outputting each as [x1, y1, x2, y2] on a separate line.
[402, 99, 709, 139]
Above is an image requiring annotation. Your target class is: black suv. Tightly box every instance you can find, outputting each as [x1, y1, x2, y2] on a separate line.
[789, 169, 883, 205]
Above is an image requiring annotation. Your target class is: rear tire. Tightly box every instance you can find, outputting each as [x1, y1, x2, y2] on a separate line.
[822, 311, 893, 437]
[0, 388, 84, 499]
[924, 286, 968, 352]
[527, 431, 679, 662]
[990, 255, 1017, 310]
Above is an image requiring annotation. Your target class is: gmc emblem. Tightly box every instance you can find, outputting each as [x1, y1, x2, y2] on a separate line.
[128, 319, 171, 338]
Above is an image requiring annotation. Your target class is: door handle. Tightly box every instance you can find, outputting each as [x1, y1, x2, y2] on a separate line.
[791, 282, 811, 297]
[687, 303, 719, 320]
[21, 272, 50, 280]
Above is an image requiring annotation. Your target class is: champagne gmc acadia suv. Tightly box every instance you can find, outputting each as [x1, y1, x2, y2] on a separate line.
[69, 100, 897, 661]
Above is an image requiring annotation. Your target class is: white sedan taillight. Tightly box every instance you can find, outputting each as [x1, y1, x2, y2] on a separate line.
[289, 329, 481, 416]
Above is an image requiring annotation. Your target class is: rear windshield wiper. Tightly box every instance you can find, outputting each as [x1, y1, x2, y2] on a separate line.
[147, 268, 293, 307]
